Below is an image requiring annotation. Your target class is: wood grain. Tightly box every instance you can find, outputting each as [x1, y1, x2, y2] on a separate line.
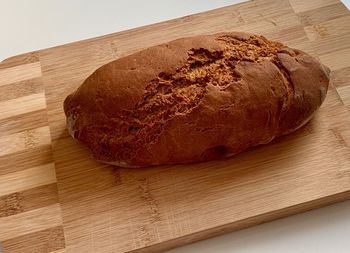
[320, 48, 350, 71]
[2, 226, 65, 253]
[0, 52, 39, 70]
[0, 183, 59, 218]
[0, 109, 48, 137]
[0, 93, 47, 121]
[0, 145, 53, 176]
[0, 163, 56, 197]
[297, 3, 349, 26]
[0, 40, 62, 252]
[331, 67, 350, 87]
[0, 77, 43, 102]
[0, 62, 41, 87]
[50, 250, 66, 253]
[0, 126, 51, 156]
[289, 0, 339, 13]
[304, 15, 350, 41]
[337, 85, 350, 106]
[0, 0, 349, 252]
[0, 204, 62, 241]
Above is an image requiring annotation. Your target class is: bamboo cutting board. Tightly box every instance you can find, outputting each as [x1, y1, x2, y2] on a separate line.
[1, 0, 350, 252]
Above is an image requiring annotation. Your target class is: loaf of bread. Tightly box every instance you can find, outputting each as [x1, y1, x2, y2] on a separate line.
[64, 32, 330, 167]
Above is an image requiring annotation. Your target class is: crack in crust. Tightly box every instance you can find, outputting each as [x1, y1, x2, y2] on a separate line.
[216, 35, 283, 62]
[271, 58, 295, 116]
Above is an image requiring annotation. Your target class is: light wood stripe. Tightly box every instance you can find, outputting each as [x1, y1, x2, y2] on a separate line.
[0, 109, 48, 137]
[0, 163, 56, 197]
[331, 66, 350, 87]
[0, 52, 39, 70]
[0, 204, 62, 241]
[50, 249, 66, 253]
[319, 48, 350, 71]
[289, 0, 339, 13]
[0, 93, 47, 121]
[0, 77, 43, 102]
[307, 33, 350, 56]
[0, 126, 51, 157]
[0, 145, 53, 176]
[2, 226, 65, 253]
[304, 15, 350, 42]
[0, 62, 41, 87]
[0, 183, 58, 218]
[297, 3, 349, 26]
[337, 85, 350, 106]
[322, 84, 344, 108]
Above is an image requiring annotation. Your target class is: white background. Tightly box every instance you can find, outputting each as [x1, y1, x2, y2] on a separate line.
[1, 1, 350, 253]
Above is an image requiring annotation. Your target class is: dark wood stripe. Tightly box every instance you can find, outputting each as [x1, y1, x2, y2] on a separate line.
[0, 52, 39, 70]
[0, 145, 53, 176]
[298, 3, 349, 26]
[2, 226, 65, 253]
[0, 77, 43, 102]
[0, 183, 58, 218]
[0, 109, 48, 137]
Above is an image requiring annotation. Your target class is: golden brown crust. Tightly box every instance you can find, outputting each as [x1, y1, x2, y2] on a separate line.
[64, 32, 330, 167]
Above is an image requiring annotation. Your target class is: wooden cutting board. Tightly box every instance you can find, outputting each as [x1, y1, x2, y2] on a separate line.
[1, 0, 350, 252]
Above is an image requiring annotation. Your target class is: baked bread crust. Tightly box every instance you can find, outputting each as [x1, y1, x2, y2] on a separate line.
[64, 32, 330, 167]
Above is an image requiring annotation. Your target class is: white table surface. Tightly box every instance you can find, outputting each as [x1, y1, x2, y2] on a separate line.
[1, 1, 350, 253]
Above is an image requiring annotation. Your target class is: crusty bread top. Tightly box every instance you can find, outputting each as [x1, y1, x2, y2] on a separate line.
[64, 32, 330, 166]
